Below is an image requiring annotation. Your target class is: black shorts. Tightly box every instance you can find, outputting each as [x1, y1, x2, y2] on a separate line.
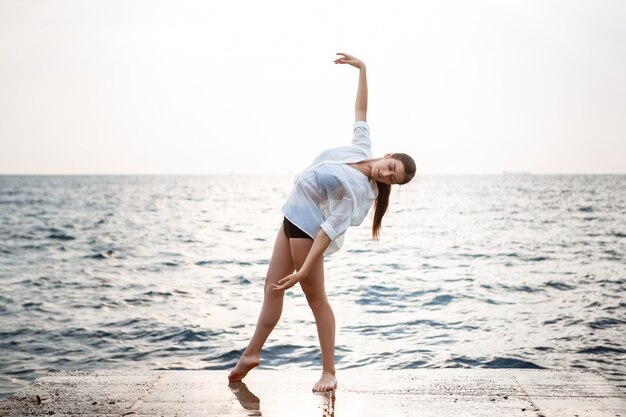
[283, 217, 313, 240]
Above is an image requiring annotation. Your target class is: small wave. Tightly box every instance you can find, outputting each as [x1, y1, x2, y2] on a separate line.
[527, 256, 548, 262]
[142, 291, 173, 298]
[236, 276, 251, 285]
[47, 233, 75, 241]
[196, 259, 252, 267]
[0, 294, 13, 304]
[603, 302, 626, 312]
[587, 317, 625, 329]
[354, 285, 402, 306]
[18, 243, 51, 250]
[389, 359, 428, 369]
[9, 233, 36, 240]
[262, 345, 321, 367]
[222, 225, 244, 233]
[262, 344, 306, 357]
[347, 249, 371, 253]
[423, 294, 454, 306]
[458, 253, 488, 258]
[543, 316, 567, 325]
[345, 319, 445, 336]
[421, 263, 444, 270]
[87, 249, 117, 259]
[59, 327, 117, 339]
[483, 357, 544, 369]
[597, 278, 625, 285]
[407, 288, 440, 297]
[384, 262, 407, 270]
[448, 355, 544, 369]
[123, 297, 152, 306]
[578, 206, 594, 212]
[610, 231, 626, 238]
[533, 346, 553, 352]
[445, 356, 482, 367]
[602, 249, 622, 261]
[577, 345, 626, 355]
[499, 284, 543, 293]
[356, 296, 393, 307]
[102, 318, 144, 328]
[151, 327, 221, 343]
[544, 280, 576, 290]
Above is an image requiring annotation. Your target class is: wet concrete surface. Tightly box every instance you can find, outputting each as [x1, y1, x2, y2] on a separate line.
[0, 369, 624, 416]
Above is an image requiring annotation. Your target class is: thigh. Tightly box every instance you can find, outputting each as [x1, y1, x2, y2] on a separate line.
[289, 238, 326, 299]
[265, 224, 296, 286]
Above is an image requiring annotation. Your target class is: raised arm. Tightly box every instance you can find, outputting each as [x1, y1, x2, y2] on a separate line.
[334, 52, 367, 122]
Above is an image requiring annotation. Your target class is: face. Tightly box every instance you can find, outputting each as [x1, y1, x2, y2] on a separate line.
[371, 156, 406, 185]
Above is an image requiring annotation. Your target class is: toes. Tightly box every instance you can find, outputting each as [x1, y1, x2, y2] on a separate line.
[312, 384, 333, 392]
[228, 370, 243, 382]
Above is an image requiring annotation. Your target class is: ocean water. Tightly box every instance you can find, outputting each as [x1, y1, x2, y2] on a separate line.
[0, 174, 625, 399]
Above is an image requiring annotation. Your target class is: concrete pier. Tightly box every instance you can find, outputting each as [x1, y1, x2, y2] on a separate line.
[1, 369, 624, 416]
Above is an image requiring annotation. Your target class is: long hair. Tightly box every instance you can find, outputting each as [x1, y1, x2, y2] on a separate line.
[372, 153, 416, 240]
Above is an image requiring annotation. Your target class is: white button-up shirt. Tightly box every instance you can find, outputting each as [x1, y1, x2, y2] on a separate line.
[282, 121, 378, 256]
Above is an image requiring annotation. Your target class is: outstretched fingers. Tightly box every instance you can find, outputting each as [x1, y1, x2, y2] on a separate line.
[272, 272, 300, 291]
[334, 52, 352, 64]
[271, 277, 288, 291]
[333, 52, 363, 68]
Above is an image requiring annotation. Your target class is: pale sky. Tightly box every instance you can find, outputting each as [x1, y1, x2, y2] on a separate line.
[1, 0, 625, 175]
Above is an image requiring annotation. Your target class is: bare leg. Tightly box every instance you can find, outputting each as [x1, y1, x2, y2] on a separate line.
[289, 238, 337, 392]
[228, 224, 295, 382]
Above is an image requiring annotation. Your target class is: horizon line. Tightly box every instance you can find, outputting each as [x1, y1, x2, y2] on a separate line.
[1, 172, 625, 176]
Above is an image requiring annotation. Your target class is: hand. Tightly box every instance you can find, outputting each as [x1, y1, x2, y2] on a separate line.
[334, 52, 365, 69]
[272, 272, 305, 292]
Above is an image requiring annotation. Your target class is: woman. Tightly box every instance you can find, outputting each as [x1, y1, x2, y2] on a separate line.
[228, 52, 416, 392]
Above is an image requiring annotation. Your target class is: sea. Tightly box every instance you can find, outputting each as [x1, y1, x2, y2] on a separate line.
[0, 174, 624, 399]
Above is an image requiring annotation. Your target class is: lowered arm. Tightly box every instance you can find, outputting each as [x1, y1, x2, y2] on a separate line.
[272, 229, 331, 292]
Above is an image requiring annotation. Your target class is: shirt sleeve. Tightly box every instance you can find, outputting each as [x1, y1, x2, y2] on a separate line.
[351, 121, 371, 153]
[320, 195, 355, 241]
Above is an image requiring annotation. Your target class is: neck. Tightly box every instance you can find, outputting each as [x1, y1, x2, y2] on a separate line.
[351, 158, 381, 180]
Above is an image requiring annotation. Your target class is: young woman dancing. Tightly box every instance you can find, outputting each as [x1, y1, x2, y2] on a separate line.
[228, 52, 416, 391]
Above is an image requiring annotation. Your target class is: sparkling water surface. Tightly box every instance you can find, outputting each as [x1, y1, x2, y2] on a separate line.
[0, 174, 624, 399]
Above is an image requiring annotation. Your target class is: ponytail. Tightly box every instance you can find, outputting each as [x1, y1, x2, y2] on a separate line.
[372, 181, 391, 240]
[371, 152, 416, 240]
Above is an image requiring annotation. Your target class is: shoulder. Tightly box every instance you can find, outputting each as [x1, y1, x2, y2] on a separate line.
[351, 121, 372, 156]
[354, 120, 369, 131]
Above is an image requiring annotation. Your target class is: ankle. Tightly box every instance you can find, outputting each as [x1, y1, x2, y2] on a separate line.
[242, 350, 260, 358]
[241, 352, 261, 361]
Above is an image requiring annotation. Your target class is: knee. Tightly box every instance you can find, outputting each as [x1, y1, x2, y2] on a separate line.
[305, 294, 330, 313]
[263, 282, 284, 299]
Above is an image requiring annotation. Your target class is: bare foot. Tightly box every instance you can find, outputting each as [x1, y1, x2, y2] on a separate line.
[228, 353, 260, 382]
[312, 371, 337, 392]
